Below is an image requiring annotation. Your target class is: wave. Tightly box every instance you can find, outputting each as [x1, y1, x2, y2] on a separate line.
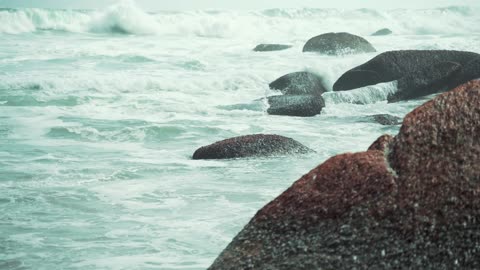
[0, 2, 478, 36]
[322, 81, 399, 105]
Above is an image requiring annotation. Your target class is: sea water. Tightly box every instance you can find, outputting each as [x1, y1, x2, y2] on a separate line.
[0, 1, 479, 269]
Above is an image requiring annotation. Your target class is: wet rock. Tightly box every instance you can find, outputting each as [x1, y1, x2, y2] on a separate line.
[267, 95, 325, 117]
[209, 80, 480, 269]
[371, 28, 392, 36]
[333, 50, 479, 91]
[269, 71, 327, 96]
[388, 61, 462, 102]
[369, 114, 402, 125]
[192, 134, 313, 160]
[368, 134, 394, 151]
[302, 32, 376, 55]
[253, 44, 293, 52]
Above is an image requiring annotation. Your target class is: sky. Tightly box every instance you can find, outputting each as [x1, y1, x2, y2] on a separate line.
[0, 0, 479, 10]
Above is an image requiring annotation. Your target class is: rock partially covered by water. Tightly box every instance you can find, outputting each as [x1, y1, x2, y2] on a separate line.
[192, 134, 313, 160]
[371, 28, 393, 36]
[267, 95, 325, 117]
[303, 32, 376, 55]
[209, 80, 480, 269]
[333, 50, 479, 91]
[369, 114, 402, 125]
[269, 71, 327, 96]
[253, 44, 292, 52]
[388, 61, 462, 102]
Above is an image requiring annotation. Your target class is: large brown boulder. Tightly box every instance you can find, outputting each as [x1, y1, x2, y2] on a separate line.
[192, 134, 313, 160]
[333, 50, 479, 91]
[208, 80, 480, 269]
[303, 32, 376, 55]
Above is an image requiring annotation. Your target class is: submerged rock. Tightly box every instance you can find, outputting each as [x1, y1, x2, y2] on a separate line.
[333, 50, 479, 91]
[369, 114, 402, 125]
[303, 32, 376, 55]
[192, 134, 313, 160]
[267, 95, 325, 117]
[209, 80, 480, 269]
[371, 28, 393, 36]
[269, 71, 326, 96]
[253, 44, 292, 52]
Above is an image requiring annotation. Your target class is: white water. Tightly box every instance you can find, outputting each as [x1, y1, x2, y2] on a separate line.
[0, 1, 479, 269]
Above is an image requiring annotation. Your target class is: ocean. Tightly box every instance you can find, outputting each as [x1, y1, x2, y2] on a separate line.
[0, 1, 479, 269]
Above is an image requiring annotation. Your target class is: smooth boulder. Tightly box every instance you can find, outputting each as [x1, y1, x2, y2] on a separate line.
[303, 32, 376, 55]
[333, 50, 479, 91]
[209, 80, 480, 269]
[269, 71, 327, 96]
[253, 44, 292, 52]
[371, 28, 392, 36]
[192, 134, 313, 160]
[388, 61, 462, 102]
[267, 95, 325, 117]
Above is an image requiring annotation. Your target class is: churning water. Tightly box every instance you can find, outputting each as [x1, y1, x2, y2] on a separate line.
[1, 1, 479, 269]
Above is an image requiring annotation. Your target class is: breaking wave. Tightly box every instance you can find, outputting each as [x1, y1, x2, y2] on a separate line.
[0, 2, 478, 37]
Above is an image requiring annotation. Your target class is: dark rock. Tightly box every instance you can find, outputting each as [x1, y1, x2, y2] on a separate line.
[302, 32, 376, 55]
[253, 44, 293, 52]
[368, 134, 394, 151]
[267, 95, 325, 117]
[371, 28, 393, 36]
[370, 114, 402, 125]
[388, 61, 462, 102]
[269, 71, 327, 96]
[460, 57, 480, 82]
[192, 134, 313, 160]
[333, 50, 479, 91]
[209, 80, 480, 269]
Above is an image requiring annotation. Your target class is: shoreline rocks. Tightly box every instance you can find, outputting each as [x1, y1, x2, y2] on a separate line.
[192, 134, 313, 160]
[269, 71, 326, 96]
[208, 80, 480, 269]
[267, 95, 325, 117]
[303, 32, 376, 55]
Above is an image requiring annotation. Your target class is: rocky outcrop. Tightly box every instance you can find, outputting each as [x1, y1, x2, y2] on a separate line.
[333, 50, 479, 91]
[302, 32, 376, 55]
[369, 114, 402, 125]
[267, 95, 325, 117]
[269, 71, 327, 96]
[266, 71, 327, 117]
[253, 44, 292, 52]
[371, 28, 392, 36]
[192, 134, 313, 160]
[208, 80, 480, 269]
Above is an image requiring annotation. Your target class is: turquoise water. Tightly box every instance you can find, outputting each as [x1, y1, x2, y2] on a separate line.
[1, 2, 479, 269]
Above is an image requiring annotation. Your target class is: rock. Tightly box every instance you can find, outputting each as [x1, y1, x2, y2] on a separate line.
[209, 80, 480, 269]
[460, 57, 480, 82]
[369, 114, 402, 125]
[267, 95, 325, 117]
[388, 61, 463, 102]
[368, 134, 394, 151]
[192, 134, 313, 160]
[371, 28, 393, 36]
[302, 32, 376, 55]
[253, 44, 293, 52]
[333, 50, 479, 91]
[269, 71, 327, 96]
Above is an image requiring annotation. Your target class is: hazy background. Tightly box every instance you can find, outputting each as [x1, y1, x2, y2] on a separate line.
[1, 0, 479, 10]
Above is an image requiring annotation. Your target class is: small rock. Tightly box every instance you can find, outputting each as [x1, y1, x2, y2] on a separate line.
[253, 44, 293, 52]
[303, 32, 376, 55]
[267, 95, 325, 117]
[371, 28, 393, 36]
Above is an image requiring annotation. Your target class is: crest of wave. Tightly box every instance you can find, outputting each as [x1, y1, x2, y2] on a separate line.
[89, 0, 161, 35]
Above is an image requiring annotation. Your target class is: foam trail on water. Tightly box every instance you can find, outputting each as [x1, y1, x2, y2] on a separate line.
[322, 81, 398, 105]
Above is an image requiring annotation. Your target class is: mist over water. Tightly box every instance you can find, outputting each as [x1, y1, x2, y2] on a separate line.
[0, 0, 479, 269]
